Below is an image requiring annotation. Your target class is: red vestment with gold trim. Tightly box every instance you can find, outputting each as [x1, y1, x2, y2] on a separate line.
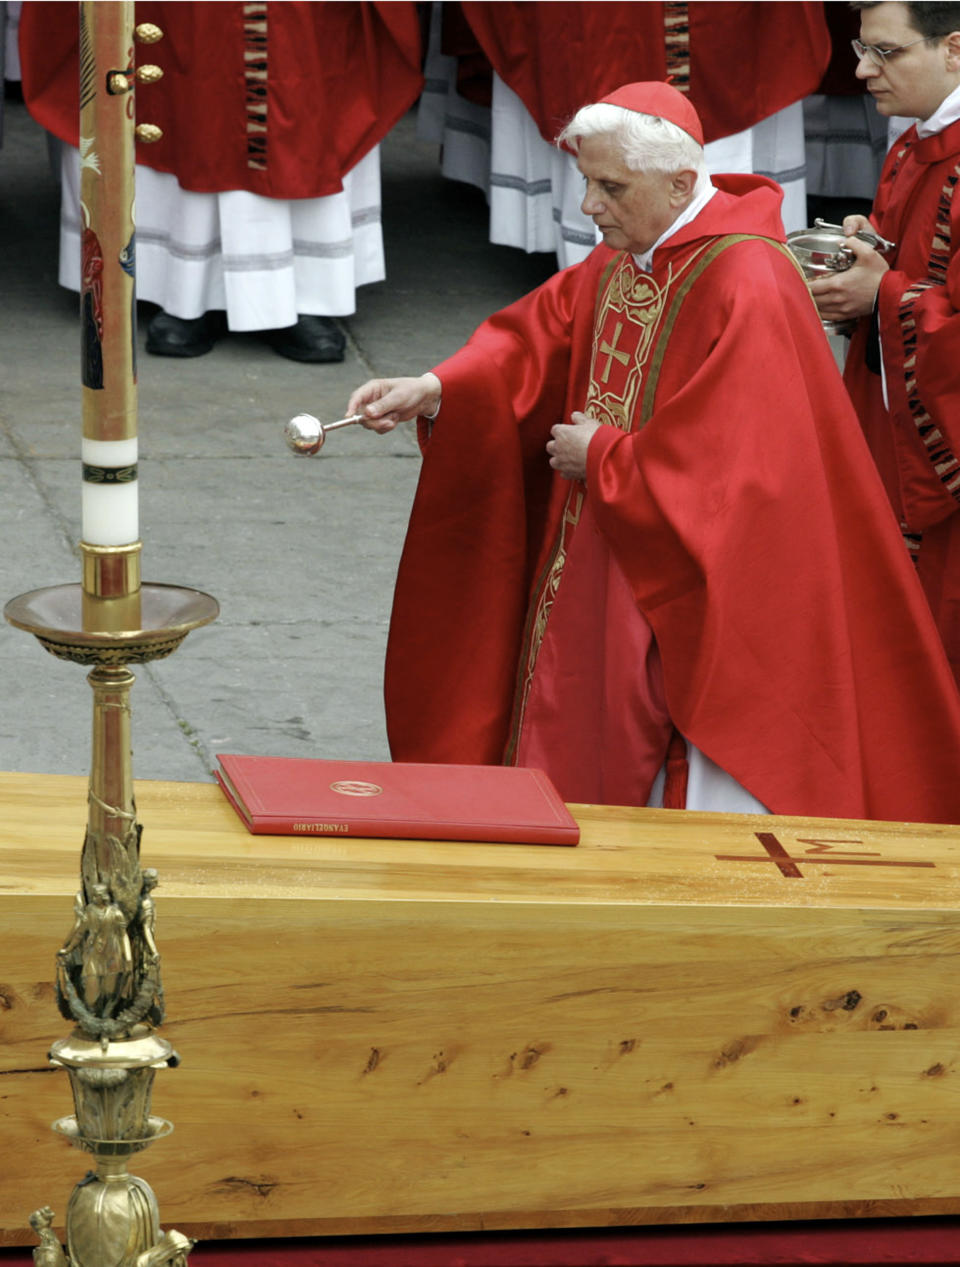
[386, 175, 960, 823]
[844, 118, 960, 684]
[18, 1, 423, 199]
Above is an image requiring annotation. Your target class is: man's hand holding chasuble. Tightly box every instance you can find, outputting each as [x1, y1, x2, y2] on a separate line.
[344, 80, 960, 826]
[545, 414, 602, 481]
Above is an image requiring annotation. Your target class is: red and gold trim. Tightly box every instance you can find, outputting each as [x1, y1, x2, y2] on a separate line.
[896, 160, 960, 512]
[664, 2, 691, 93]
[243, 3, 268, 172]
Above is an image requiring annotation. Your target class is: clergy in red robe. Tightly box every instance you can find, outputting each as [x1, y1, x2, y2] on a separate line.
[811, 1, 960, 683]
[349, 80, 960, 825]
[454, 1, 831, 145]
[19, 1, 424, 360]
[19, 1, 423, 201]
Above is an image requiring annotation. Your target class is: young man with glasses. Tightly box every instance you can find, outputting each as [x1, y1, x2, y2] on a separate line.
[811, 2, 960, 685]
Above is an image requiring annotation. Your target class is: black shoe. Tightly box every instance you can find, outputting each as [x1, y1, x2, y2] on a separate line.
[145, 311, 222, 357]
[266, 315, 345, 363]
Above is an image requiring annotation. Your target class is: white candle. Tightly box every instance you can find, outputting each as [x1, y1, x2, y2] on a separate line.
[81, 437, 139, 546]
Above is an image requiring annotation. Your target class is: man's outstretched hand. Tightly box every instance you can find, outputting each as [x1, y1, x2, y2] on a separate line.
[347, 373, 442, 432]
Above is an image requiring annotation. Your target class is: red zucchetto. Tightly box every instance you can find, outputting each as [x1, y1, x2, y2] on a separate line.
[598, 81, 705, 146]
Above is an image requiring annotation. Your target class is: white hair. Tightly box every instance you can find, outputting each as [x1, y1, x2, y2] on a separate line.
[557, 103, 711, 196]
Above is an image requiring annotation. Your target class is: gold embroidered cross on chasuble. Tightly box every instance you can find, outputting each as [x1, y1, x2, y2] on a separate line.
[587, 253, 667, 431]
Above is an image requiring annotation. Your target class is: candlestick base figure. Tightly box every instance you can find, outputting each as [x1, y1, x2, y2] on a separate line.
[28, 1208, 68, 1267]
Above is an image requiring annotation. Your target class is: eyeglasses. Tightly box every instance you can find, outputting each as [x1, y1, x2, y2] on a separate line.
[851, 36, 930, 67]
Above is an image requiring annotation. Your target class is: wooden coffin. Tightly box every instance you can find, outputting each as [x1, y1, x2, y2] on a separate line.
[2, 770, 960, 1243]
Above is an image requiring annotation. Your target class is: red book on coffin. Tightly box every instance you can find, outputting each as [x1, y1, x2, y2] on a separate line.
[215, 754, 580, 845]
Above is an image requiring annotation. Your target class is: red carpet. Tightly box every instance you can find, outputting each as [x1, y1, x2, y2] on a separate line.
[3, 1222, 960, 1266]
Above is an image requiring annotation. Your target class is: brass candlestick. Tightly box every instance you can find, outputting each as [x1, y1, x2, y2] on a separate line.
[5, 7, 217, 1266]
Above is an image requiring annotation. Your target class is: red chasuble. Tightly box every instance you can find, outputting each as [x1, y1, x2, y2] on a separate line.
[457, 1, 830, 145]
[844, 119, 960, 684]
[386, 175, 960, 824]
[18, 1, 423, 199]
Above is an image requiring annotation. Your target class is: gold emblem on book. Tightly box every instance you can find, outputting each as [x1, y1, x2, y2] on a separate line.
[330, 780, 384, 797]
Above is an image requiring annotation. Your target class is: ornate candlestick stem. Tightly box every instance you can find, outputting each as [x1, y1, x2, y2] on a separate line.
[88, 664, 136, 841]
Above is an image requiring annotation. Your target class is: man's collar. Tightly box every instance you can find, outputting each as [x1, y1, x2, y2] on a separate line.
[917, 81, 960, 137]
[632, 182, 718, 272]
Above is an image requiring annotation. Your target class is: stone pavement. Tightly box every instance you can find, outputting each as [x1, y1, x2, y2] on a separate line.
[0, 98, 555, 783]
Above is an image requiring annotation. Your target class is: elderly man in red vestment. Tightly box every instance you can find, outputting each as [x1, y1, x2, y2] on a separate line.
[349, 81, 960, 825]
[811, 2, 960, 686]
